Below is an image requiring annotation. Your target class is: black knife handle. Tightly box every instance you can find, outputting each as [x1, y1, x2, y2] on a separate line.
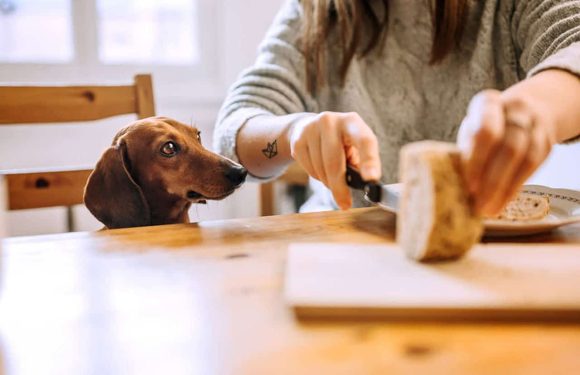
[345, 165, 367, 190]
[364, 184, 382, 203]
[345, 165, 382, 203]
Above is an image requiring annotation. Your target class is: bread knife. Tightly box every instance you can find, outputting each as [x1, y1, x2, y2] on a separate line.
[345, 165, 399, 212]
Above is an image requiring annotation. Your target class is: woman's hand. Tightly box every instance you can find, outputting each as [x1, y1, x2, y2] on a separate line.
[457, 89, 557, 216]
[288, 111, 382, 209]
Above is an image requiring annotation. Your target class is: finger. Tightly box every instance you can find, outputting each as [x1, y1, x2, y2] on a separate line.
[344, 145, 360, 168]
[307, 132, 329, 186]
[462, 90, 505, 194]
[339, 113, 381, 181]
[291, 140, 318, 181]
[501, 119, 552, 206]
[320, 125, 351, 209]
[477, 116, 531, 216]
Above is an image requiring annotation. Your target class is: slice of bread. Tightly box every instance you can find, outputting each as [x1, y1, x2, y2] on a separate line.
[397, 141, 483, 262]
[493, 193, 550, 221]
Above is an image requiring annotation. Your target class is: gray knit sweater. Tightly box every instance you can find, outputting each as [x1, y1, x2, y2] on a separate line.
[214, 0, 580, 208]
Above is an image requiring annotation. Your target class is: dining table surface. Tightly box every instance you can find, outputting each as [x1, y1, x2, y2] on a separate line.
[0, 207, 579, 375]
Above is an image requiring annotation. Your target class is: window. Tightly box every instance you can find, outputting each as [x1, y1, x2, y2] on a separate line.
[0, 0, 220, 102]
[0, 0, 198, 65]
[97, 0, 199, 65]
[0, 0, 73, 63]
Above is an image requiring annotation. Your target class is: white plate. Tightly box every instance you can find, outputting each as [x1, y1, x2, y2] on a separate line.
[370, 184, 580, 237]
[484, 185, 580, 236]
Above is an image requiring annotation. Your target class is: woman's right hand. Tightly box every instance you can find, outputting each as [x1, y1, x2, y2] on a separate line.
[288, 111, 382, 209]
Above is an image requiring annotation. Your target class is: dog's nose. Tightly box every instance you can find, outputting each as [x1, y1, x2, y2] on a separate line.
[225, 166, 248, 186]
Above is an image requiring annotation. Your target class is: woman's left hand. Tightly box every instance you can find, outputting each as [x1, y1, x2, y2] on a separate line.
[457, 89, 557, 217]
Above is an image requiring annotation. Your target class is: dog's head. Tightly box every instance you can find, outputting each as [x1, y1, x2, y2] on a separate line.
[84, 116, 247, 229]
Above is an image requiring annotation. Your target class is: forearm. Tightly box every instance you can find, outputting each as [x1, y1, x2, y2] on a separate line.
[236, 113, 314, 178]
[501, 69, 580, 143]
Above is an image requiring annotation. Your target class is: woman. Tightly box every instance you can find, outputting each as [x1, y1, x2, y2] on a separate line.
[214, 0, 580, 215]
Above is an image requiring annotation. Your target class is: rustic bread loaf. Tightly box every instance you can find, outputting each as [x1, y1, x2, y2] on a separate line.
[493, 193, 550, 221]
[397, 141, 483, 262]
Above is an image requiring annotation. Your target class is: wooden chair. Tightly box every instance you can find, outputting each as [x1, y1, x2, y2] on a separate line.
[0, 74, 155, 232]
[260, 162, 309, 216]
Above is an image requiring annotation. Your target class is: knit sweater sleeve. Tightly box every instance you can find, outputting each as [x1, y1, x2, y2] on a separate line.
[512, 0, 580, 142]
[512, 0, 580, 78]
[213, 0, 318, 163]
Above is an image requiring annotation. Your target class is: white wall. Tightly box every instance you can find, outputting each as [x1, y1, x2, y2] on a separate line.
[528, 145, 580, 189]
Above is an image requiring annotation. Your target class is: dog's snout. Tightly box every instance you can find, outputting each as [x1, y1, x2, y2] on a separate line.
[225, 166, 247, 186]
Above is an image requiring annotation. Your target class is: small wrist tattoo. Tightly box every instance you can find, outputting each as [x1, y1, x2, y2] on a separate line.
[262, 139, 278, 159]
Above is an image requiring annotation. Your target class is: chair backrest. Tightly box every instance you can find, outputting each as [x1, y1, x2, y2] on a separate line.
[0, 74, 155, 214]
[0, 74, 154, 124]
[260, 162, 309, 216]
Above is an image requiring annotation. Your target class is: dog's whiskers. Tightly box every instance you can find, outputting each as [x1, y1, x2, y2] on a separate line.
[189, 116, 198, 129]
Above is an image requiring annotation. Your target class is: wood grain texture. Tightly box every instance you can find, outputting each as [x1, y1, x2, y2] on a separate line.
[0, 75, 154, 124]
[135, 74, 156, 119]
[260, 181, 275, 216]
[1, 208, 579, 375]
[0, 85, 136, 124]
[5, 169, 93, 209]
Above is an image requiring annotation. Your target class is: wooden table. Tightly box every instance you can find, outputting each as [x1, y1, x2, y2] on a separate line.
[1, 208, 579, 375]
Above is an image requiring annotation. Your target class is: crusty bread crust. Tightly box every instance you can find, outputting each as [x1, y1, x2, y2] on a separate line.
[397, 141, 483, 262]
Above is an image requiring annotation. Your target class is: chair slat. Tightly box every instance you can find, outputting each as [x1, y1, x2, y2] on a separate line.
[5, 169, 93, 210]
[0, 85, 136, 124]
[135, 74, 156, 119]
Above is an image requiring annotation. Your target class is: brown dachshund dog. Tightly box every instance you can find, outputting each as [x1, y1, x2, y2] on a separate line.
[84, 117, 247, 229]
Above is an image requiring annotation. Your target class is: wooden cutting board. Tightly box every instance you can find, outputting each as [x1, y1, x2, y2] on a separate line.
[285, 243, 580, 321]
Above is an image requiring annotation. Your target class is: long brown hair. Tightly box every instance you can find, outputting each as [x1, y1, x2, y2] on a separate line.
[301, 0, 469, 93]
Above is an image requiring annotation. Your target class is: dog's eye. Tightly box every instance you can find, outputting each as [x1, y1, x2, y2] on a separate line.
[160, 141, 179, 157]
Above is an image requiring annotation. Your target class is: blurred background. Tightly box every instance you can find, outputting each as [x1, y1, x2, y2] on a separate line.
[0, 0, 287, 236]
[0, 0, 578, 236]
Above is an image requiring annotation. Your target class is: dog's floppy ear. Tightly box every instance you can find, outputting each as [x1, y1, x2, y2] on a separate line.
[84, 139, 151, 229]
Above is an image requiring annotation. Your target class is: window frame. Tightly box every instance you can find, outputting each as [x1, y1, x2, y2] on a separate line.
[0, 0, 224, 104]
